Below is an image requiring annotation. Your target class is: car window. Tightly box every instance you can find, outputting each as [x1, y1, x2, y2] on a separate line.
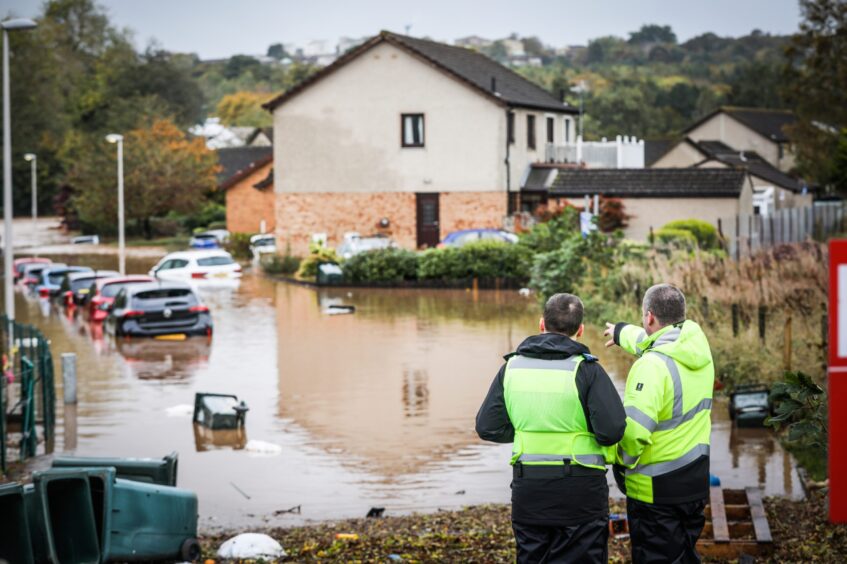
[481, 231, 505, 241]
[454, 232, 479, 245]
[102, 282, 132, 298]
[113, 289, 127, 309]
[132, 288, 197, 309]
[71, 278, 96, 292]
[197, 256, 234, 267]
[48, 272, 67, 285]
[171, 259, 189, 269]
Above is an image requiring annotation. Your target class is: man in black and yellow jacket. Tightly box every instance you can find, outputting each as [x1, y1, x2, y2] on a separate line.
[477, 293, 626, 563]
[604, 284, 714, 564]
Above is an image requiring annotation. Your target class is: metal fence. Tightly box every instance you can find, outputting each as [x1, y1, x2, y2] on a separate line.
[0, 316, 56, 472]
[719, 203, 846, 259]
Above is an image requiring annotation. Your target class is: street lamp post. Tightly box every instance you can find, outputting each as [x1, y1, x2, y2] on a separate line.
[23, 153, 36, 246]
[2, 18, 38, 351]
[105, 134, 125, 275]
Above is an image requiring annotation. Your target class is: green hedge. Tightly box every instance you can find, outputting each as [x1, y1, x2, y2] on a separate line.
[418, 241, 532, 281]
[655, 227, 697, 248]
[225, 232, 253, 260]
[342, 248, 418, 283]
[661, 219, 718, 249]
[297, 247, 341, 280]
[261, 253, 301, 275]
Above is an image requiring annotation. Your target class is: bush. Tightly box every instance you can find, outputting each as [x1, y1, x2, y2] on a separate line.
[148, 217, 182, 237]
[261, 253, 301, 275]
[661, 219, 718, 249]
[343, 248, 418, 283]
[529, 231, 619, 302]
[181, 201, 226, 231]
[518, 207, 580, 253]
[418, 241, 532, 281]
[225, 232, 253, 260]
[296, 246, 341, 280]
[654, 227, 697, 249]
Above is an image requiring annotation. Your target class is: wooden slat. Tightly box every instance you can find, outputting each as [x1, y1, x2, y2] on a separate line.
[697, 540, 768, 558]
[710, 486, 731, 542]
[702, 521, 755, 539]
[746, 487, 773, 543]
[705, 504, 750, 520]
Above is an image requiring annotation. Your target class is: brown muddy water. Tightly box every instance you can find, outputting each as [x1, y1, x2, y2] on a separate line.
[12, 253, 802, 531]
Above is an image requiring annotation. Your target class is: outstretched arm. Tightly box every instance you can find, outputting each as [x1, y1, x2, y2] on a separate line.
[604, 322, 647, 356]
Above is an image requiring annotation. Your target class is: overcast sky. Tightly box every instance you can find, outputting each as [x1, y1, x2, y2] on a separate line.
[4, 0, 803, 59]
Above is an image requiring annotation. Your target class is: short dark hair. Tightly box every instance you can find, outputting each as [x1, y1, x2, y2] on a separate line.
[543, 293, 584, 336]
[643, 284, 686, 326]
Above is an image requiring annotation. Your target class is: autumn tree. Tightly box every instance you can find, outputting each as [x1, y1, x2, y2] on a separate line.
[216, 91, 273, 127]
[68, 119, 220, 238]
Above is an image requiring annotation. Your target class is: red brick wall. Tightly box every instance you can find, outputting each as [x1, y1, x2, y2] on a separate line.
[275, 191, 508, 255]
[225, 162, 275, 234]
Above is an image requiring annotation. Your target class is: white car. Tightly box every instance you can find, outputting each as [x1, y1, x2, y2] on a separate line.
[149, 250, 242, 281]
[249, 234, 276, 260]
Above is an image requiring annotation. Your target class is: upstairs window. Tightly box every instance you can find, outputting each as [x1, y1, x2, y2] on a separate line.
[546, 117, 554, 143]
[527, 114, 536, 150]
[402, 114, 425, 147]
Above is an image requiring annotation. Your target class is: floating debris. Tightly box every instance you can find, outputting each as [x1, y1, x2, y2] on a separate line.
[165, 404, 194, 418]
[217, 533, 286, 560]
[193, 393, 248, 429]
[244, 440, 282, 455]
[323, 304, 356, 315]
[366, 506, 385, 518]
[273, 505, 302, 516]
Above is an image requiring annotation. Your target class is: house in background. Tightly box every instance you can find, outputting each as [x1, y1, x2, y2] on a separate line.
[264, 30, 578, 253]
[656, 107, 797, 172]
[218, 146, 274, 234]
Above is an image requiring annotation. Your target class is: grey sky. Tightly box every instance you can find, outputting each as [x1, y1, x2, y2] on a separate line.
[4, 0, 802, 59]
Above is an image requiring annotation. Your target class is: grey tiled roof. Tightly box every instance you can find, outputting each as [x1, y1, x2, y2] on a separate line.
[265, 31, 576, 114]
[548, 168, 746, 198]
[217, 146, 273, 187]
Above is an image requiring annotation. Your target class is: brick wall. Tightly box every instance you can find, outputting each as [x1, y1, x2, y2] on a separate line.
[225, 162, 275, 234]
[275, 191, 508, 255]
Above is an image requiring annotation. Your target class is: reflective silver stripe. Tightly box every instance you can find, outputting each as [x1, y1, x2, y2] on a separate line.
[573, 454, 606, 467]
[508, 356, 577, 371]
[655, 398, 713, 431]
[634, 330, 648, 356]
[650, 351, 683, 420]
[652, 327, 681, 348]
[626, 405, 658, 433]
[518, 454, 566, 462]
[618, 445, 638, 466]
[626, 444, 710, 477]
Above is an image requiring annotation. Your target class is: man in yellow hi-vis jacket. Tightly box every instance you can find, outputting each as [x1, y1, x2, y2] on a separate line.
[604, 284, 714, 564]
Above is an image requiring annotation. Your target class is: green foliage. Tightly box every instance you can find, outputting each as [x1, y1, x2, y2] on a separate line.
[261, 253, 301, 276]
[628, 24, 677, 45]
[181, 202, 226, 232]
[342, 248, 419, 283]
[417, 242, 532, 281]
[767, 371, 828, 479]
[661, 219, 719, 249]
[654, 228, 698, 248]
[296, 247, 341, 280]
[517, 207, 580, 253]
[225, 232, 253, 260]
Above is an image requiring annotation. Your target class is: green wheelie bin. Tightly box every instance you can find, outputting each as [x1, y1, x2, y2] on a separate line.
[0, 483, 35, 564]
[51, 451, 179, 486]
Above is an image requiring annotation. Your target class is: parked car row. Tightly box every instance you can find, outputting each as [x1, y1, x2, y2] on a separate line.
[14, 253, 221, 340]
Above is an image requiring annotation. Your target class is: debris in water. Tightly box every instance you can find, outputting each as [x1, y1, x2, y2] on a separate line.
[518, 288, 531, 297]
[323, 304, 356, 315]
[366, 506, 385, 518]
[274, 505, 302, 516]
[388, 555, 403, 562]
[245, 439, 283, 455]
[454, 489, 466, 495]
[217, 533, 286, 559]
[165, 404, 194, 417]
[194, 393, 248, 429]
[230, 481, 251, 499]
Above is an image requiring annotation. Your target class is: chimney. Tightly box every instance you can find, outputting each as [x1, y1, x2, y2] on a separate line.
[491, 76, 497, 92]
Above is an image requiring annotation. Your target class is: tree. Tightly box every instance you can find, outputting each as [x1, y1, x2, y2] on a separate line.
[783, 0, 847, 190]
[216, 91, 272, 127]
[68, 119, 220, 238]
[628, 24, 677, 45]
[267, 43, 287, 59]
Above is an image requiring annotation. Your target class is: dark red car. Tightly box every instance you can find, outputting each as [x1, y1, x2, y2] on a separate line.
[86, 275, 155, 322]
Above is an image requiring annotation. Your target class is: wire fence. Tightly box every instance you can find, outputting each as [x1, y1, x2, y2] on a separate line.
[718, 202, 845, 260]
[0, 315, 56, 473]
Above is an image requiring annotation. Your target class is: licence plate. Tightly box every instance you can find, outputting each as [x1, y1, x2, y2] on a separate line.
[154, 334, 187, 341]
[212, 272, 230, 278]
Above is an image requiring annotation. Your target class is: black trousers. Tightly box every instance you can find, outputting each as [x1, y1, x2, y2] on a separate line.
[512, 518, 609, 564]
[627, 497, 706, 564]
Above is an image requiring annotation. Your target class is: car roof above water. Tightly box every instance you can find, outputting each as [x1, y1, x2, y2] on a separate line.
[124, 280, 195, 296]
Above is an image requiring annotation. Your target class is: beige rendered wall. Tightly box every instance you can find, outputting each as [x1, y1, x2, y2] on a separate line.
[687, 113, 795, 172]
[272, 41, 506, 197]
[507, 108, 575, 191]
[224, 161, 275, 234]
[276, 191, 507, 254]
[650, 142, 705, 168]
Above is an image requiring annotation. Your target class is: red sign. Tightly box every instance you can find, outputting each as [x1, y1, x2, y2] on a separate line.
[829, 240, 847, 522]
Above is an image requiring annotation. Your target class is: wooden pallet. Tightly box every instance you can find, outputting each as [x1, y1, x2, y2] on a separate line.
[697, 487, 773, 559]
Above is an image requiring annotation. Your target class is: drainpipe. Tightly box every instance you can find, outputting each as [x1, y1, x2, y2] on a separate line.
[505, 108, 511, 215]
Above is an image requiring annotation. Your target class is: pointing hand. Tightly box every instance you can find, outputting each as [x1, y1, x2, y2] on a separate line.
[603, 322, 615, 348]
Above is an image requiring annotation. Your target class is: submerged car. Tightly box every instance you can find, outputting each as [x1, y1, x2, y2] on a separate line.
[14, 257, 51, 282]
[87, 275, 155, 322]
[149, 250, 241, 281]
[20, 262, 62, 288]
[337, 233, 395, 259]
[35, 265, 93, 298]
[249, 234, 276, 260]
[729, 384, 772, 427]
[60, 270, 120, 308]
[439, 229, 518, 247]
[105, 281, 212, 338]
[189, 229, 230, 249]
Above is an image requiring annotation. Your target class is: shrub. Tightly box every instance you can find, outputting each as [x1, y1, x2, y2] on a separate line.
[181, 201, 226, 231]
[661, 219, 718, 249]
[654, 227, 697, 249]
[343, 248, 418, 283]
[418, 241, 532, 281]
[598, 197, 630, 232]
[296, 246, 341, 280]
[148, 217, 182, 237]
[518, 207, 580, 253]
[225, 232, 253, 260]
[261, 253, 301, 275]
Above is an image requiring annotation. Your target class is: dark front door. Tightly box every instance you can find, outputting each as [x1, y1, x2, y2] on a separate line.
[416, 193, 440, 248]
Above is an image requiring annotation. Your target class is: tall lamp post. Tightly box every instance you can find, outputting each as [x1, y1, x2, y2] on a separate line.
[105, 134, 125, 275]
[2, 18, 38, 350]
[23, 153, 36, 245]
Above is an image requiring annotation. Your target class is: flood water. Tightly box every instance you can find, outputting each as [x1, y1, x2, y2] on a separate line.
[12, 253, 802, 531]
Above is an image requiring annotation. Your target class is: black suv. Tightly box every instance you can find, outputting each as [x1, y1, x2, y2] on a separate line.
[105, 281, 212, 338]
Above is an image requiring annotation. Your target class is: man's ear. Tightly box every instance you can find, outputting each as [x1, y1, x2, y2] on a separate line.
[646, 311, 655, 328]
[575, 324, 584, 338]
[539, 317, 546, 333]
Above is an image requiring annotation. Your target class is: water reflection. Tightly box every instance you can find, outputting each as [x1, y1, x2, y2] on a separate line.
[115, 338, 211, 381]
[193, 423, 248, 452]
